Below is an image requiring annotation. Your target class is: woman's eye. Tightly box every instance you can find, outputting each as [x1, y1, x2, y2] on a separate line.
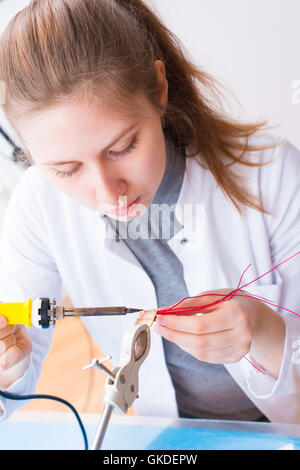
[53, 136, 139, 178]
[54, 164, 81, 178]
[108, 136, 139, 160]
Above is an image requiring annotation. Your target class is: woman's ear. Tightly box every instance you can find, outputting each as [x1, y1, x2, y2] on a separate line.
[154, 60, 168, 114]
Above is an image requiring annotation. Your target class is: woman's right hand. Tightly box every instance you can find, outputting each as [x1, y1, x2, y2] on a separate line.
[0, 316, 32, 390]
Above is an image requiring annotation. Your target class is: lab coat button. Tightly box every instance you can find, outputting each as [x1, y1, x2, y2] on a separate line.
[180, 238, 188, 245]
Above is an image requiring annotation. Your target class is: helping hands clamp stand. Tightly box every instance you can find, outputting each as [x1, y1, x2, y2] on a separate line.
[83, 323, 151, 450]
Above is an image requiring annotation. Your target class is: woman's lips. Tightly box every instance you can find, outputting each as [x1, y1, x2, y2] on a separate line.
[108, 195, 142, 216]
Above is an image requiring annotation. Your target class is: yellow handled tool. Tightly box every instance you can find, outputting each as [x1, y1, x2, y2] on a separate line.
[0, 299, 33, 327]
[0, 298, 54, 329]
[0, 298, 142, 329]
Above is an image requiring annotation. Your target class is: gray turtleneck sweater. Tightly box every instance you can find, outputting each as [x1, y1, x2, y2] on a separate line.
[107, 138, 267, 421]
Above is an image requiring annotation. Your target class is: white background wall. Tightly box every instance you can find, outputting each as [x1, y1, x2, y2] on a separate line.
[149, 0, 300, 149]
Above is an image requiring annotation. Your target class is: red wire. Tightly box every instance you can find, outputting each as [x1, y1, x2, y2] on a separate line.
[157, 250, 300, 375]
[158, 250, 300, 317]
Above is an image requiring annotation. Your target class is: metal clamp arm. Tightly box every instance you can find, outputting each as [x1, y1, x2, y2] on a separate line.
[83, 323, 151, 449]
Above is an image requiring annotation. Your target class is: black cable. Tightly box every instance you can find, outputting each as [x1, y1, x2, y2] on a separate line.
[0, 390, 89, 450]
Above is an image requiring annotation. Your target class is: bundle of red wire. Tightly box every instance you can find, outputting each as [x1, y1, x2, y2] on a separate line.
[157, 250, 300, 374]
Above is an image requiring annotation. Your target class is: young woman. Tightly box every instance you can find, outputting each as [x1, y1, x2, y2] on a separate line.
[0, 0, 299, 423]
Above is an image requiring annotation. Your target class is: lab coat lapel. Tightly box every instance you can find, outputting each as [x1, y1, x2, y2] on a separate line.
[167, 157, 207, 297]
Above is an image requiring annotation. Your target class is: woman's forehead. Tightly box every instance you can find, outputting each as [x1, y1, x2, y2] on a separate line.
[19, 90, 152, 136]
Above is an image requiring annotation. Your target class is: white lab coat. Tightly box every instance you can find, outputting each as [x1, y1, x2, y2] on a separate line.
[0, 133, 300, 423]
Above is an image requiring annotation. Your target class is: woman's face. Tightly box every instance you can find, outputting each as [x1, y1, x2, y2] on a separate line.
[17, 75, 168, 221]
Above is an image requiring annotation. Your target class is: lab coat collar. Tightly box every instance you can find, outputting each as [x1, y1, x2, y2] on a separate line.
[168, 156, 206, 250]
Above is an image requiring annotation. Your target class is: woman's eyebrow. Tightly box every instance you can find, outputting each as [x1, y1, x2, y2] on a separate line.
[43, 123, 138, 166]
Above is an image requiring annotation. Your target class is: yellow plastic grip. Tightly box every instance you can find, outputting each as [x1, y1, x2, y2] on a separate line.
[0, 299, 33, 327]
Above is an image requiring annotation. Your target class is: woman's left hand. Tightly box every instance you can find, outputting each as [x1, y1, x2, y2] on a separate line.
[154, 288, 285, 378]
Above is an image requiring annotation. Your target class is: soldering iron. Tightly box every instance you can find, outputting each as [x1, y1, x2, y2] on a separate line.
[0, 297, 142, 328]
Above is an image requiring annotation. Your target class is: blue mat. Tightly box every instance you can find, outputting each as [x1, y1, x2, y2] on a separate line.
[147, 426, 300, 450]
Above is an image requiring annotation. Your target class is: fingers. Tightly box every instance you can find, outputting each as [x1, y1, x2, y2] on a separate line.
[156, 296, 252, 335]
[0, 345, 26, 370]
[182, 342, 251, 364]
[0, 317, 32, 389]
[155, 290, 257, 366]
[156, 307, 233, 334]
[154, 298, 253, 364]
[162, 289, 234, 315]
[0, 324, 17, 340]
[0, 325, 32, 389]
[0, 315, 7, 329]
[0, 326, 32, 371]
[155, 322, 251, 363]
[0, 354, 31, 390]
[0, 334, 16, 356]
[180, 290, 224, 306]
[155, 321, 250, 351]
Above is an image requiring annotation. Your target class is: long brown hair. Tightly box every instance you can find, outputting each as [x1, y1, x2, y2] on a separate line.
[0, 0, 278, 214]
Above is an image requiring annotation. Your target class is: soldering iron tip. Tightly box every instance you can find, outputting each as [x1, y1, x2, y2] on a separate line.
[126, 308, 143, 314]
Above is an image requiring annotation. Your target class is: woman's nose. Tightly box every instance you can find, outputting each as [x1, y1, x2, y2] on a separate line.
[91, 162, 127, 205]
